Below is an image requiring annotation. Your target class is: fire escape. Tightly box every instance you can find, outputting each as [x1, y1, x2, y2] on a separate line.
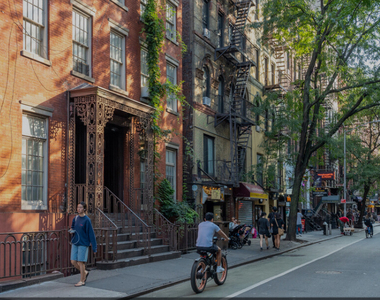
[214, 0, 256, 187]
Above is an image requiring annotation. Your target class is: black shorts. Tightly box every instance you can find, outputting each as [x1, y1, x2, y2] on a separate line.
[196, 244, 219, 254]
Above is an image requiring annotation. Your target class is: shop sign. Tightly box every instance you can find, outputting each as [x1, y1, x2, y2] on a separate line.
[202, 186, 224, 203]
[312, 188, 328, 197]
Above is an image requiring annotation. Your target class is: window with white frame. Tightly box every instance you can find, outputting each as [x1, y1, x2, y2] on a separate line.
[23, 0, 47, 58]
[166, 62, 177, 112]
[204, 135, 215, 176]
[166, 2, 176, 42]
[72, 10, 91, 76]
[141, 48, 149, 88]
[110, 30, 125, 89]
[140, 0, 147, 16]
[166, 149, 176, 199]
[22, 114, 48, 210]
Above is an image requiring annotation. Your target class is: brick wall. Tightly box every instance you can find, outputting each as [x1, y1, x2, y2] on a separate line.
[0, 0, 182, 224]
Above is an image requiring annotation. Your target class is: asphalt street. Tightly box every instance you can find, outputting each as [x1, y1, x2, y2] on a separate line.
[140, 230, 379, 298]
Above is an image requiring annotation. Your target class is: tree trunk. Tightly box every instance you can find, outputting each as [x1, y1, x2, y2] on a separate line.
[285, 161, 307, 241]
[358, 184, 370, 228]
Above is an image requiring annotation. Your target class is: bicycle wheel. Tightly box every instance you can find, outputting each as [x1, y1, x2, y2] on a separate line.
[366, 230, 369, 238]
[214, 255, 228, 285]
[191, 259, 208, 293]
[237, 241, 243, 249]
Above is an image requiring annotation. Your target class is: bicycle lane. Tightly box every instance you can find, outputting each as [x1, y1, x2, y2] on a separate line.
[139, 233, 368, 298]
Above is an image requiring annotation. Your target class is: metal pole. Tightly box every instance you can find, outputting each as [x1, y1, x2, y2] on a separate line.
[344, 129, 347, 217]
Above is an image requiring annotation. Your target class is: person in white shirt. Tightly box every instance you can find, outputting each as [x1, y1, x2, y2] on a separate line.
[296, 209, 303, 237]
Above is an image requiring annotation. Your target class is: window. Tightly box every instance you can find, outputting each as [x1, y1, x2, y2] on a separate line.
[265, 109, 269, 131]
[218, 76, 224, 113]
[22, 114, 48, 210]
[264, 57, 269, 85]
[166, 2, 176, 41]
[294, 58, 297, 81]
[166, 62, 177, 112]
[298, 64, 301, 80]
[141, 0, 147, 15]
[255, 99, 260, 125]
[286, 52, 290, 70]
[204, 135, 215, 176]
[202, 66, 210, 99]
[255, 49, 260, 80]
[228, 23, 233, 45]
[257, 154, 263, 186]
[217, 13, 224, 48]
[166, 149, 176, 199]
[271, 64, 275, 84]
[141, 48, 149, 88]
[202, 0, 209, 30]
[23, 0, 47, 58]
[72, 10, 91, 76]
[110, 31, 125, 89]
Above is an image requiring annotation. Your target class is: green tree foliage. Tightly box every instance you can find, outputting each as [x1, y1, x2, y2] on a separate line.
[252, 0, 380, 240]
[157, 179, 198, 224]
[331, 109, 380, 226]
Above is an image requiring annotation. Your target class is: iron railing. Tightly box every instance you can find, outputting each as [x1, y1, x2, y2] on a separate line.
[175, 222, 199, 253]
[95, 208, 118, 262]
[103, 187, 152, 257]
[153, 209, 177, 251]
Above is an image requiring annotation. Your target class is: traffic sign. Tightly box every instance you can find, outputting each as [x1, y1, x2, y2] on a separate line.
[341, 199, 346, 203]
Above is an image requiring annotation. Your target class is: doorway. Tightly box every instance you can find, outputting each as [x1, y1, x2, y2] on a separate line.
[104, 124, 124, 199]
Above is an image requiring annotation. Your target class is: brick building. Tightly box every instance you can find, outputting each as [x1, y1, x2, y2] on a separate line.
[0, 0, 182, 268]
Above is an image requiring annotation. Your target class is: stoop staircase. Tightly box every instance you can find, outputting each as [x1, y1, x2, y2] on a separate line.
[96, 188, 181, 270]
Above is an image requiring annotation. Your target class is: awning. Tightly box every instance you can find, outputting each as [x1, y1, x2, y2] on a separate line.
[234, 183, 268, 201]
[321, 195, 341, 203]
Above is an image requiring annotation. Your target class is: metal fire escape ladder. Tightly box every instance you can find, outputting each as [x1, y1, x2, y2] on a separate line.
[214, 0, 255, 187]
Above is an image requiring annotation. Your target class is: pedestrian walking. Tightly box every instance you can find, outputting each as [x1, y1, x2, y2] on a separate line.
[257, 212, 270, 251]
[296, 209, 303, 237]
[271, 213, 284, 251]
[70, 202, 97, 287]
[268, 206, 277, 248]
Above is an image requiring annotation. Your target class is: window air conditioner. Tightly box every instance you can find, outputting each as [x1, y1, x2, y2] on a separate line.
[141, 86, 150, 98]
[203, 96, 211, 106]
[256, 125, 261, 132]
[203, 28, 210, 39]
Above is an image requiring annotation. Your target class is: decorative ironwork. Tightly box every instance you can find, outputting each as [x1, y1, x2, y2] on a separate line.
[153, 209, 177, 251]
[67, 104, 76, 214]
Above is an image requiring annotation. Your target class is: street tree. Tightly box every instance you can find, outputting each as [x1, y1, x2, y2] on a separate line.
[252, 0, 380, 240]
[331, 109, 380, 226]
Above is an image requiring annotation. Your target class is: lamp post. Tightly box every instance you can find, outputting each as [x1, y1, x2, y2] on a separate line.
[343, 120, 380, 217]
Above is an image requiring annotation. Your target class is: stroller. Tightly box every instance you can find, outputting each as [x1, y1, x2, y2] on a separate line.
[229, 224, 252, 249]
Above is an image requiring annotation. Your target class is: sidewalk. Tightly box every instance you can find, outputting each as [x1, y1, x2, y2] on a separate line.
[0, 227, 359, 299]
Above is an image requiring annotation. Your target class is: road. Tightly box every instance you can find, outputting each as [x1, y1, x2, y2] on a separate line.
[138, 230, 379, 298]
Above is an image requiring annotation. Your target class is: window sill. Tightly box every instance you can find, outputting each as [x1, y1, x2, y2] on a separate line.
[71, 70, 95, 83]
[20, 50, 51, 66]
[109, 84, 129, 96]
[166, 36, 179, 46]
[110, 0, 129, 12]
[166, 108, 179, 116]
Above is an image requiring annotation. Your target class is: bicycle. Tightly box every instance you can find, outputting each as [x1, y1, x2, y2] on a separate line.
[190, 237, 228, 293]
[365, 226, 373, 238]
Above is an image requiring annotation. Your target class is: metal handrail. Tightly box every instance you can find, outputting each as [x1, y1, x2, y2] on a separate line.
[153, 208, 178, 251]
[95, 207, 118, 229]
[104, 187, 152, 256]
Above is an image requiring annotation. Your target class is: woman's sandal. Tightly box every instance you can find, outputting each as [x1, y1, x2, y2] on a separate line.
[74, 281, 86, 287]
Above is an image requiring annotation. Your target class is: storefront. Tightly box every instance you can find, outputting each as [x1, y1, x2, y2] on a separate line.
[201, 185, 226, 221]
[234, 183, 269, 226]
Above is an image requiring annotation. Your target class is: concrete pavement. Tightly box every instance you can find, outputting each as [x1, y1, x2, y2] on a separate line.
[0, 227, 364, 299]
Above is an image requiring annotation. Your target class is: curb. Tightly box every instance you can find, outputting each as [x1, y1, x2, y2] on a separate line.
[120, 233, 345, 299]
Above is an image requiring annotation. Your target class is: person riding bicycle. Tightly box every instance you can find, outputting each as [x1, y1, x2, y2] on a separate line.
[364, 213, 374, 235]
[196, 212, 229, 273]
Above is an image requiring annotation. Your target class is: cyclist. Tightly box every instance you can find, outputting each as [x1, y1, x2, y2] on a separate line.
[196, 212, 229, 273]
[364, 213, 374, 235]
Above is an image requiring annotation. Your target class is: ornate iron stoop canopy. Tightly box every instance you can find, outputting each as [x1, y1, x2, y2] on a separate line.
[67, 85, 155, 225]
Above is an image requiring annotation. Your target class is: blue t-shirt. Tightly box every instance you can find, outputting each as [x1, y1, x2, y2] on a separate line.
[297, 212, 303, 225]
[196, 221, 220, 247]
[71, 215, 97, 252]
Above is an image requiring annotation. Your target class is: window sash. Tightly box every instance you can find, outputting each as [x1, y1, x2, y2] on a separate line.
[141, 48, 149, 87]
[167, 63, 177, 111]
[166, 3, 176, 40]
[141, 0, 147, 15]
[23, 19, 43, 56]
[110, 31, 124, 88]
[217, 14, 223, 48]
[204, 135, 215, 176]
[202, 0, 209, 29]
[72, 10, 90, 74]
[166, 149, 176, 198]
[22, 114, 47, 209]
[23, 0, 44, 26]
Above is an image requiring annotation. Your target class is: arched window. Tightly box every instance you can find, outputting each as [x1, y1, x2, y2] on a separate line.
[218, 76, 224, 113]
[202, 66, 210, 100]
